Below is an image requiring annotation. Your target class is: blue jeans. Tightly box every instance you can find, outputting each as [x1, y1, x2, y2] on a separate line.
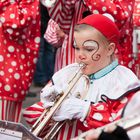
[34, 38, 56, 84]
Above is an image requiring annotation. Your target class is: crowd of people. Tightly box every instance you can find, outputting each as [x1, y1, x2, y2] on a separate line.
[0, 0, 140, 140]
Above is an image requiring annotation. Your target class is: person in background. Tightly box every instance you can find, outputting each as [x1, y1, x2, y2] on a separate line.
[33, 3, 56, 87]
[0, 0, 40, 122]
[23, 14, 140, 140]
[41, 0, 136, 77]
[41, 0, 88, 72]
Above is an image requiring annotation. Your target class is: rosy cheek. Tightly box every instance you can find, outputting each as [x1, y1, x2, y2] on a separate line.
[75, 55, 79, 61]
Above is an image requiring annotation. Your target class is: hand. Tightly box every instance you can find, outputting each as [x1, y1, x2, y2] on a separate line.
[56, 27, 65, 39]
[53, 97, 90, 121]
[40, 85, 63, 108]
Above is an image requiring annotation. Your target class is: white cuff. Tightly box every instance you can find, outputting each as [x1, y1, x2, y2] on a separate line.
[80, 101, 91, 122]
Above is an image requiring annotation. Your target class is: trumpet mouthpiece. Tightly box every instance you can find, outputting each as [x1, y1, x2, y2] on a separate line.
[79, 62, 86, 67]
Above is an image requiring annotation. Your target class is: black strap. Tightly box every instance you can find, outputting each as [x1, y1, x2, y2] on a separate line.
[98, 126, 130, 140]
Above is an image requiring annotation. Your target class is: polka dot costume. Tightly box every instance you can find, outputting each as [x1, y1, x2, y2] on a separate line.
[0, 0, 40, 122]
[133, 0, 140, 26]
[133, 0, 140, 78]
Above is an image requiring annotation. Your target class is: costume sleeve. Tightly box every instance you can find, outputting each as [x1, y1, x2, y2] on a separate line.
[43, 0, 81, 33]
[23, 102, 45, 126]
[44, 19, 67, 48]
[84, 92, 134, 130]
[23, 80, 53, 126]
[0, 0, 40, 101]
[1, 0, 40, 42]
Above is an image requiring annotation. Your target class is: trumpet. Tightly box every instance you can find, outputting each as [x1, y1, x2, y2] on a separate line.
[73, 113, 140, 140]
[30, 63, 86, 140]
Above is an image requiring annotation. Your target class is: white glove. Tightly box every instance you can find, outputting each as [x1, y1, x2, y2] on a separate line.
[40, 85, 63, 108]
[53, 97, 90, 122]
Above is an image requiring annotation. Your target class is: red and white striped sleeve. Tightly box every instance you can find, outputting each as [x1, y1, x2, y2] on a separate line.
[44, 19, 65, 48]
[23, 102, 44, 126]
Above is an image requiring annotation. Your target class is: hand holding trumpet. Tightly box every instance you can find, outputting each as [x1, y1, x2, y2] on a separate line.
[40, 84, 90, 122]
[40, 85, 63, 108]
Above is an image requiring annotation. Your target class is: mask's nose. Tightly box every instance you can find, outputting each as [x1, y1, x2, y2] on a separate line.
[78, 51, 86, 61]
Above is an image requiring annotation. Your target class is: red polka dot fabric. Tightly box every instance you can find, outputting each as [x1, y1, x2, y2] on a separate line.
[0, 0, 40, 101]
[133, 0, 140, 78]
[133, 0, 140, 26]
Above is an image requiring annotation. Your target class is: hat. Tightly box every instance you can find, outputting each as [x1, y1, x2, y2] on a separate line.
[78, 14, 120, 45]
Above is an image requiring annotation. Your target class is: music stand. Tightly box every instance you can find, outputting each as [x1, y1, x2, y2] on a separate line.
[0, 120, 41, 140]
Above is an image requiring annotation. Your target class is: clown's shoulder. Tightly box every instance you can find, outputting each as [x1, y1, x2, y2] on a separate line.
[100, 64, 140, 100]
[52, 63, 80, 85]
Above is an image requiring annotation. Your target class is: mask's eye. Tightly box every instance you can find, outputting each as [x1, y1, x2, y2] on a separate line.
[83, 40, 99, 52]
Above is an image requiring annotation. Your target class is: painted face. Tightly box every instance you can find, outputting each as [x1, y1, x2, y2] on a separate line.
[74, 28, 113, 75]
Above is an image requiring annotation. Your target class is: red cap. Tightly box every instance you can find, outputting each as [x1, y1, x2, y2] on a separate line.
[78, 14, 120, 45]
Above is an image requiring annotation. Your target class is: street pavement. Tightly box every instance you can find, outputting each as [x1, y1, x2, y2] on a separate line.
[21, 84, 43, 128]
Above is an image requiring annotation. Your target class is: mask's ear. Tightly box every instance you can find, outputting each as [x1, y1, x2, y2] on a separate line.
[107, 43, 115, 56]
